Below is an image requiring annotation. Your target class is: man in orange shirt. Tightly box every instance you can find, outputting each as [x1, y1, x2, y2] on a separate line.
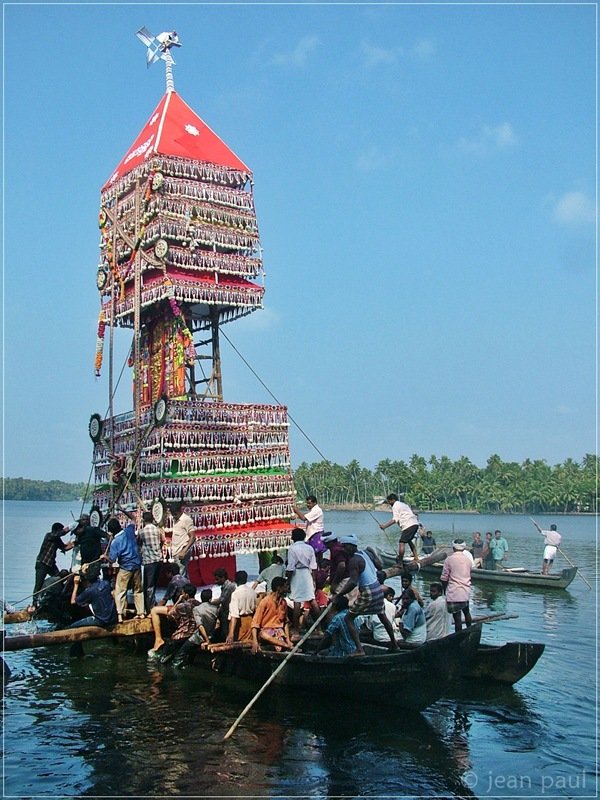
[251, 577, 293, 654]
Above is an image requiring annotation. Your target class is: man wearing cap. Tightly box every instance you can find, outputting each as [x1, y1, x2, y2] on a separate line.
[379, 494, 420, 565]
[169, 502, 196, 580]
[440, 539, 473, 633]
[334, 534, 398, 649]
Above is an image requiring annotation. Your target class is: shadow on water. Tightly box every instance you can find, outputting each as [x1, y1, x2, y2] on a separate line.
[0, 639, 521, 797]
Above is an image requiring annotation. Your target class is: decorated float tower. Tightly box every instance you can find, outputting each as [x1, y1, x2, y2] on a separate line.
[89, 30, 295, 582]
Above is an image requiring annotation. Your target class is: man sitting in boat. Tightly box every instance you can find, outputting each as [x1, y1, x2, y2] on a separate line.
[226, 570, 258, 644]
[356, 585, 399, 644]
[68, 562, 118, 629]
[397, 588, 427, 644]
[316, 595, 364, 658]
[251, 555, 286, 597]
[147, 582, 198, 660]
[425, 582, 449, 641]
[171, 589, 219, 665]
[395, 573, 424, 616]
[333, 534, 398, 649]
[251, 577, 293, 654]
[440, 539, 473, 633]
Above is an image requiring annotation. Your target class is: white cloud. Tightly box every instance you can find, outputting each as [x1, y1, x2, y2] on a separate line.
[270, 36, 319, 67]
[234, 305, 280, 333]
[552, 191, 596, 226]
[360, 39, 403, 68]
[412, 38, 436, 59]
[355, 145, 394, 172]
[458, 122, 518, 155]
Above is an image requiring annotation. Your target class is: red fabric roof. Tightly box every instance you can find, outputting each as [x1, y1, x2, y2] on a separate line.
[103, 91, 250, 190]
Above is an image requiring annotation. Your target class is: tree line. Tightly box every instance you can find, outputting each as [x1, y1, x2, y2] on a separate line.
[3, 453, 597, 513]
[293, 454, 598, 514]
[3, 478, 88, 502]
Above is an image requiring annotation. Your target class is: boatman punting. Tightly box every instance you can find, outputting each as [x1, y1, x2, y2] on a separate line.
[532, 521, 562, 574]
[379, 494, 420, 565]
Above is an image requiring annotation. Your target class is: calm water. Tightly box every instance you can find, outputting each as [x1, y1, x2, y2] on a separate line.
[2, 502, 598, 798]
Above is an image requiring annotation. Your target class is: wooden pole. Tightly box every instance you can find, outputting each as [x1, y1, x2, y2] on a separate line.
[529, 518, 591, 590]
[223, 605, 330, 741]
[382, 547, 450, 580]
[2, 618, 153, 652]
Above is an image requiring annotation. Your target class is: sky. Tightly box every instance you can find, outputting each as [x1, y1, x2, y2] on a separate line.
[2, 2, 597, 483]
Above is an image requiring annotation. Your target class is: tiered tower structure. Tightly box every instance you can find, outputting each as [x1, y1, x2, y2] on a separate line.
[89, 31, 295, 582]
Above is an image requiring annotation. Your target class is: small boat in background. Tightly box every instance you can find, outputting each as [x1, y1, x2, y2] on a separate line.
[376, 547, 578, 590]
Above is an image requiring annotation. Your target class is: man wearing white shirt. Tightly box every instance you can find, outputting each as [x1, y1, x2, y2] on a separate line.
[425, 582, 449, 641]
[226, 570, 257, 643]
[286, 527, 321, 634]
[379, 493, 420, 564]
[294, 495, 325, 565]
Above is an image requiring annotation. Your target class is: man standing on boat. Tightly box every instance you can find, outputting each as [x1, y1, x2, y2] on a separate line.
[286, 528, 321, 635]
[169, 501, 196, 579]
[532, 522, 562, 575]
[138, 511, 166, 612]
[490, 530, 509, 570]
[29, 522, 75, 612]
[379, 494, 420, 565]
[334, 534, 398, 649]
[105, 516, 145, 622]
[440, 539, 473, 633]
[293, 495, 326, 566]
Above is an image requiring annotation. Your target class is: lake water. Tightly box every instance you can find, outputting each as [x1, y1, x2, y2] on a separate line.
[2, 502, 598, 797]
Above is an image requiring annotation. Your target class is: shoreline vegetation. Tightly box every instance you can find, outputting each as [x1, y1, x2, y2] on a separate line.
[3, 453, 597, 514]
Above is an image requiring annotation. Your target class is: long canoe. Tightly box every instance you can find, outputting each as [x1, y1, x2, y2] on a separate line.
[376, 547, 578, 589]
[190, 623, 483, 711]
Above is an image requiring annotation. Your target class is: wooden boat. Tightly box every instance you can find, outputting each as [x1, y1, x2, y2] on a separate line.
[462, 642, 545, 684]
[376, 547, 578, 589]
[190, 623, 483, 711]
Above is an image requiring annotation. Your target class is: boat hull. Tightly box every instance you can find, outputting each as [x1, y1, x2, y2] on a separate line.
[193, 624, 482, 711]
[376, 548, 577, 589]
[462, 642, 545, 684]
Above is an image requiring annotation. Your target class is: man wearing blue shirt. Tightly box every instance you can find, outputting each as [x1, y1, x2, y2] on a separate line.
[105, 516, 145, 621]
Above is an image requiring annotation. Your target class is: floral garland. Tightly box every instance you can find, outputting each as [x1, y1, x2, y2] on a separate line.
[165, 278, 196, 366]
[94, 309, 106, 377]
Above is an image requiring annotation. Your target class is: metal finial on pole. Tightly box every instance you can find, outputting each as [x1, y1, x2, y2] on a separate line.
[136, 27, 182, 92]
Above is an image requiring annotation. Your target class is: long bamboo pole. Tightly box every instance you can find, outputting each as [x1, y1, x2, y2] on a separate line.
[3, 618, 153, 652]
[223, 605, 330, 741]
[528, 517, 591, 589]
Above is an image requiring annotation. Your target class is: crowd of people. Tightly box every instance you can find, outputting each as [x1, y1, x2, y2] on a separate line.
[24, 494, 563, 664]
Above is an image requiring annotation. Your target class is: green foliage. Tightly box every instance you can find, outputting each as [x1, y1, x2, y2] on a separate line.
[2, 477, 88, 502]
[293, 454, 598, 513]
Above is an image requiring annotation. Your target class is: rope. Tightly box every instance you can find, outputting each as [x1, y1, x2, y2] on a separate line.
[220, 330, 395, 547]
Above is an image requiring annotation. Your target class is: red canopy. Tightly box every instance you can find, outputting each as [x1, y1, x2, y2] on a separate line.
[103, 91, 250, 190]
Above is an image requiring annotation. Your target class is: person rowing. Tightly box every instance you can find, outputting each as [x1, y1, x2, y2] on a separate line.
[333, 534, 398, 649]
[531, 521, 562, 575]
[379, 494, 420, 565]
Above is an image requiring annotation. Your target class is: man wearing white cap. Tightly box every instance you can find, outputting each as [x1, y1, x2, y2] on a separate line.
[334, 534, 398, 648]
[440, 539, 473, 633]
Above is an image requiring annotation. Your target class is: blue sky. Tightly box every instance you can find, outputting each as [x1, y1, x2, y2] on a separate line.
[3, 3, 596, 483]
